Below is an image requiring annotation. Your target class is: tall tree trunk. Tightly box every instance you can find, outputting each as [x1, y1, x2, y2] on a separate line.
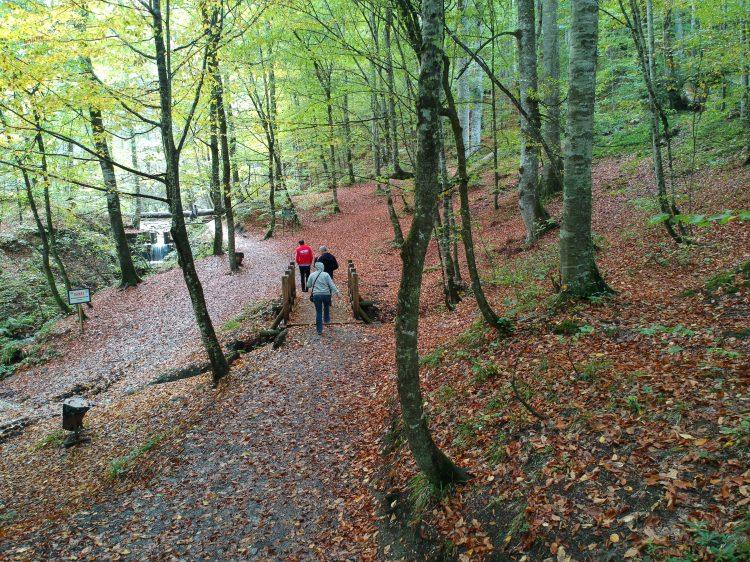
[89, 108, 141, 287]
[265, 139, 276, 240]
[34, 125, 71, 291]
[315, 62, 341, 213]
[443, 56, 505, 332]
[395, 0, 468, 488]
[437, 124, 461, 305]
[559, 0, 609, 297]
[517, 0, 551, 243]
[385, 180, 405, 246]
[489, 0, 501, 209]
[385, 7, 405, 177]
[381, 92, 391, 167]
[207, 36, 224, 256]
[214, 73, 237, 271]
[540, 0, 563, 196]
[342, 92, 356, 184]
[130, 132, 142, 230]
[20, 168, 70, 314]
[742, 0, 750, 165]
[369, 11, 383, 180]
[623, 0, 684, 242]
[439, 135, 463, 286]
[152, 0, 228, 383]
[457, 0, 472, 155]
[227, 103, 242, 188]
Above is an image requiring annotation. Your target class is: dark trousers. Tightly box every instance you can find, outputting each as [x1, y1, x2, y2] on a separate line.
[299, 265, 311, 292]
[312, 294, 331, 334]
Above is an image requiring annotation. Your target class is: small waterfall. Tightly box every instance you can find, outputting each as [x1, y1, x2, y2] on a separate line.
[149, 231, 171, 262]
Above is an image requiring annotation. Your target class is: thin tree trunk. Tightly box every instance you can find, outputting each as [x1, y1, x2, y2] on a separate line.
[540, 0, 563, 195]
[227, 103, 241, 188]
[34, 126, 71, 291]
[742, 0, 750, 164]
[130, 132, 142, 230]
[89, 107, 141, 287]
[342, 92, 356, 184]
[559, 0, 609, 297]
[152, 0, 228, 382]
[440, 138, 463, 286]
[385, 7, 405, 177]
[490, 0, 501, 209]
[314, 61, 341, 213]
[442, 56, 506, 332]
[214, 73, 237, 271]
[395, 0, 468, 487]
[437, 124, 461, 305]
[622, 0, 684, 241]
[369, 11, 382, 180]
[208, 34, 224, 255]
[21, 167, 70, 314]
[381, 91, 391, 167]
[385, 180, 405, 246]
[265, 141, 276, 239]
[517, 0, 551, 243]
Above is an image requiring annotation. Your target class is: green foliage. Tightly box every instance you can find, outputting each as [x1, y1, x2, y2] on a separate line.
[552, 318, 582, 335]
[222, 319, 241, 332]
[471, 358, 500, 386]
[708, 347, 742, 359]
[485, 432, 508, 465]
[108, 433, 166, 479]
[705, 271, 739, 295]
[720, 418, 750, 448]
[419, 347, 445, 368]
[664, 518, 750, 562]
[457, 319, 488, 347]
[649, 210, 750, 229]
[407, 472, 448, 523]
[625, 395, 643, 416]
[579, 358, 612, 382]
[32, 429, 67, 451]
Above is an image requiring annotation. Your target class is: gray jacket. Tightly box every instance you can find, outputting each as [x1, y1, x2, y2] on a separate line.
[307, 262, 340, 296]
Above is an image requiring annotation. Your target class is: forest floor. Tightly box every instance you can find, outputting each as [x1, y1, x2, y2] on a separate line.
[1, 154, 749, 561]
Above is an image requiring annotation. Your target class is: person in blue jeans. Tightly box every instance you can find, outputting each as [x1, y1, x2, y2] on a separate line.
[306, 262, 342, 335]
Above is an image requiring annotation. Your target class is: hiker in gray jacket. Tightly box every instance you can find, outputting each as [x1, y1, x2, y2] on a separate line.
[306, 261, 342, 335]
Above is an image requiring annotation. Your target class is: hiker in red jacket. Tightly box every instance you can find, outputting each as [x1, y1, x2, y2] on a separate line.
[295, 240, 314, 292]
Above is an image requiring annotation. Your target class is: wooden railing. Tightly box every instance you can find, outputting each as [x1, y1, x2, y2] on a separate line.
[347, 260, 371, 323]
[272, 261, 297, 330]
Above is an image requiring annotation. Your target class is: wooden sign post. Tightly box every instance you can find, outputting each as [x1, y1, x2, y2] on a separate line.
[67, 288, 91, 333]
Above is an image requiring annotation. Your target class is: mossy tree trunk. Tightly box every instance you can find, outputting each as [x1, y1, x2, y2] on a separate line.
[395, 0, 468, 488]
[89, 107, 141, 288]
[517, 0, 551, 243]
[559, 0, 609, 297]
[152, 0, 228, 383]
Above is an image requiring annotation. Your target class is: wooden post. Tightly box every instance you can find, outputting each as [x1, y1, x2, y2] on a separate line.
[352, 270, 361, 319]
[77, 304, 84, 333]
[289, 262, 297, 303]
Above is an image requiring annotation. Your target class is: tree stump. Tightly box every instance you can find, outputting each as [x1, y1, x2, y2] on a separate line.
[62, 396, 91, 447]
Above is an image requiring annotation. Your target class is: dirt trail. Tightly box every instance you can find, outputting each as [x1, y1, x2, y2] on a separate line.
[0, 234, 288, 424]
[8, 322, 377, 560]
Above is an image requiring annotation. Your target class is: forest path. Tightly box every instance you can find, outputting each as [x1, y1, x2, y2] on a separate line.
[290, 280, 353, 327]
[14, 321, 376, 560]
[0, 233, 289, 424]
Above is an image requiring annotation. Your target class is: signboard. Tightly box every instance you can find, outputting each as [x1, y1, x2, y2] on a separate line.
[67, 288, 91, 305]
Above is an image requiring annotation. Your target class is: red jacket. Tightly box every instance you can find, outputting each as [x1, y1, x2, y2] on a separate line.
[295, 244, 314, 266]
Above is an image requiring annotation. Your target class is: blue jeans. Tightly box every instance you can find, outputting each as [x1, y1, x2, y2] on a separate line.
[312, 294, 331, 334]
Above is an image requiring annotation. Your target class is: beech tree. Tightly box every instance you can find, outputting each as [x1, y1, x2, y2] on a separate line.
[559, 0, 608, 297]
[394, 0, 468, 487]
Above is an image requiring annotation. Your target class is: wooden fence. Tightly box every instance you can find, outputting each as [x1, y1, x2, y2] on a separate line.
[347, 260, 372, 324]
[271, 261, 297, 330]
